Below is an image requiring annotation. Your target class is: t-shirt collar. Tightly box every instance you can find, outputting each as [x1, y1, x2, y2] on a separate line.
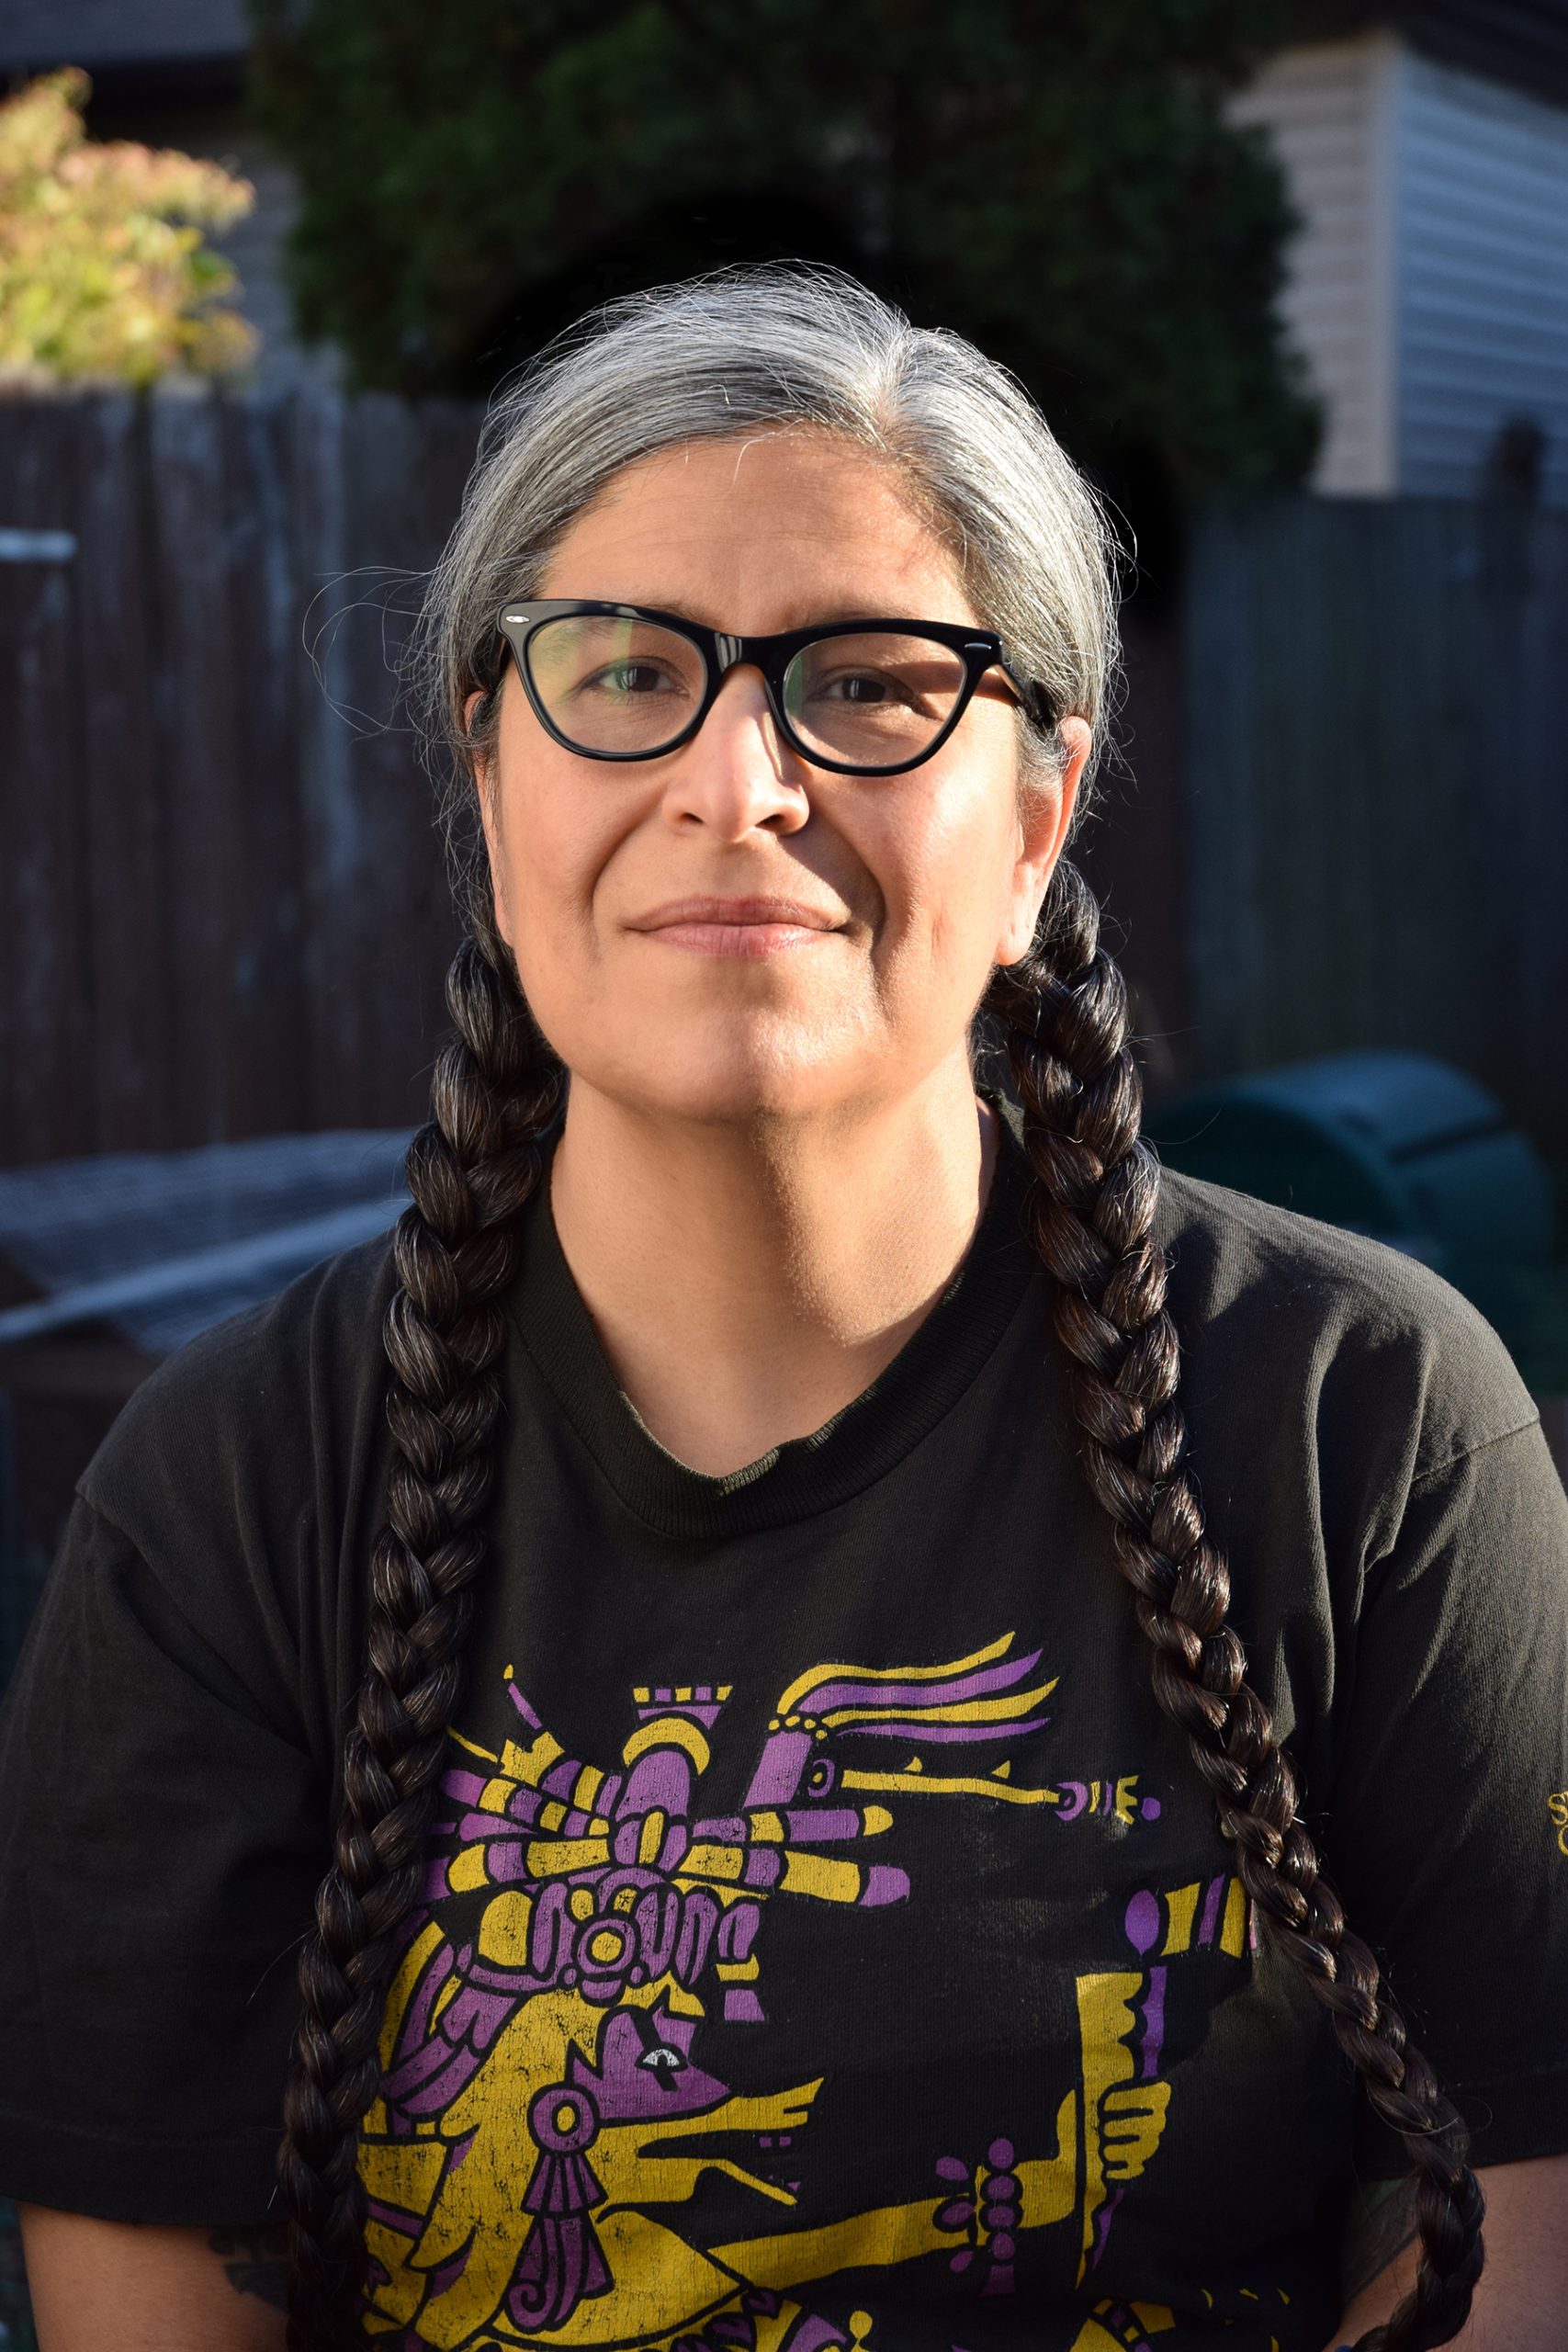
[507, 1101, 1041, 1539]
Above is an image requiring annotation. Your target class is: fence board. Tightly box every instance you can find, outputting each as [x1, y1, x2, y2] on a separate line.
[148, 390, 247, 1146]
[1077, 605, 1192, 1096]
[1187, 495, 1568, 1154]
[0, 401, 93, 1166]
[218, 394, 310, 1140]
[73, 395, 171, 1152]
[333, 392, 468, 1130]
[288, 390, 360, 1129]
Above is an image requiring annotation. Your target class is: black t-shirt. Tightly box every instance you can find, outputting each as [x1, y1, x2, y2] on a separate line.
[1, 1122, 1566, 2352]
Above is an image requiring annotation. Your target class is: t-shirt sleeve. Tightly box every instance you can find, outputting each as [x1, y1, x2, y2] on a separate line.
[0, 1488, 329, 2223]
[1321, 1414, 1568, 2176]
[0, 1239, 389, 2222]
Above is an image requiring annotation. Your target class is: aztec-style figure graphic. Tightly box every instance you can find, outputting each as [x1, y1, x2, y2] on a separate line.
[358, 1634, 1249, 2352]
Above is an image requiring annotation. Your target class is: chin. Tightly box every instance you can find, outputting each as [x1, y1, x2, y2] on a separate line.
[570, 1013, 876, 1130]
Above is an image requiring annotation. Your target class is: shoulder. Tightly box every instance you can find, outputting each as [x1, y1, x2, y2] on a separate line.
[80, 1230, 398, 1588]
[1155, 1167, 1538, 1516]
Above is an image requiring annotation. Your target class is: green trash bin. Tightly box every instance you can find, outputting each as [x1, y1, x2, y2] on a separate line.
[1150, 1052, 1562, 1387]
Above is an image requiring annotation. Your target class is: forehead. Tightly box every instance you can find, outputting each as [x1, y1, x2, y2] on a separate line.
[536, 430, 976, 634]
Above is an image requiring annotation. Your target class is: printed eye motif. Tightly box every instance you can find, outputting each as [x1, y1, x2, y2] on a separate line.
[637, 2041, 686, 2075]
[806, 1757, 836, 1796]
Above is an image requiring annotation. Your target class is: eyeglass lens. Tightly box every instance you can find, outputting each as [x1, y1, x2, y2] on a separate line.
[524, 615, 972, 768]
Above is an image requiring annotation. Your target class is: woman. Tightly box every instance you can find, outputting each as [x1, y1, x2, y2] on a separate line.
[2, 270, 1564, 2352]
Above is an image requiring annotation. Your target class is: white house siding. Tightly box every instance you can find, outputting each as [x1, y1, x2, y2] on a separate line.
[1229, 37, 1400, 494]
[1395, 49, 1568, 505]
[1235, 34, 1568, 505]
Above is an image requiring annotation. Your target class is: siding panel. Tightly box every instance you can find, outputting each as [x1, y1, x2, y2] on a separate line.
[1394, 51, 1568, 503]
[1229, 39, 1399, 494]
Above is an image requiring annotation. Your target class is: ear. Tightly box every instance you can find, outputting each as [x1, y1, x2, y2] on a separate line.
[465, 685, 514, 950]
[995, 717, 1091, 967]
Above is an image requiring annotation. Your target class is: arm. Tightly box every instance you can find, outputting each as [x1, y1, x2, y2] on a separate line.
[19, 2204, 288, 2352]
[1324, 2154, 1568, 2352]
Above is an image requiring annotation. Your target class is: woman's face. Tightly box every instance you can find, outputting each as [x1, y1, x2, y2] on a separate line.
[476, 431, 1089, 1126]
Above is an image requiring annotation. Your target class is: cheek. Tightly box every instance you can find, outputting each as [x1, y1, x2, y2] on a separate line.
[863, 761, 1019, 978]
[486, 683, 625, 917]
[488, 764, 635, 1004]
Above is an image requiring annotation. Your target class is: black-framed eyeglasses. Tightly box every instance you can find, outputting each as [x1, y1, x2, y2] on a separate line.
[495, 600, 1055, 777]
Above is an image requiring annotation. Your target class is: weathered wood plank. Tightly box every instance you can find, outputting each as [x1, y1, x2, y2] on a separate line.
[0, 398, 93, 1166]
[1079, 601, 1191, 1099]
[146, 387, 243, 1147]
[73, 393, 171, 1152]
[216, 391, 310, 1137]
[287, 388, 363, 1128]
[340, 392, 473, 1130]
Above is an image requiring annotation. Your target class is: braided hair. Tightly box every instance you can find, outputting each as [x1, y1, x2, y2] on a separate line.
[276, 887, 563, 2347]
[276, 267, 1485, 2347]
[987, 861, 1484, 2352]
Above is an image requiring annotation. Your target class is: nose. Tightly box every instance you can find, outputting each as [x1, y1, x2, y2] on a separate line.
[660, 665, 809, 840]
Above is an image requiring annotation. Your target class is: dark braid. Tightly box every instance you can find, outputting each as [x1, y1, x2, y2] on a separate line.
[276, 910, 563, 2349]
[985, 859, 1485, 2352]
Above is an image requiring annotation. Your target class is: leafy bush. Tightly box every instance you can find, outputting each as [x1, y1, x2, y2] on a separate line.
[0, 69, 256, 389]
[253, 0, 1319, 501]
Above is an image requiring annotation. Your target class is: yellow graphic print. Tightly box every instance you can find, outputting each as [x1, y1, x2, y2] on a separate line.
[1067, 2309, 1177, 2351]
[358, 1639, 1246, 2350]
[1075, 1977, 1171, 2288]
[1550, 1792, 1568, 1858]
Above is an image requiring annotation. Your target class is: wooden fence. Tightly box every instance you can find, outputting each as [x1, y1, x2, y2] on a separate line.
[4, 392, 1565, 1170]
[0, 388, 479, 1166]
[1186, 496, 1568, 1154]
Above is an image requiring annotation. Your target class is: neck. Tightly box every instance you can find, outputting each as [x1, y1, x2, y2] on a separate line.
[548, 1056, 998, 1476]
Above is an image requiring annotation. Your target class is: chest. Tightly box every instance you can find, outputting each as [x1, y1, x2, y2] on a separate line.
[353, 1464, 1355, 2350]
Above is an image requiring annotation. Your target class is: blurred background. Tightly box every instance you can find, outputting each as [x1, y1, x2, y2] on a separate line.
[0, 0, 1566, 2329]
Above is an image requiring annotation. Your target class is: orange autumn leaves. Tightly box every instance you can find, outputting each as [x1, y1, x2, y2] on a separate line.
[0, 68, 256, 388]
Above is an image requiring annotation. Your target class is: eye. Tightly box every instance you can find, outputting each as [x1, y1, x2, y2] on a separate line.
[637, 2041, 686, 2075]
[584, 660, 681, 697]
[818, 667, 906, 707]
[806, 1758, 836, 1796]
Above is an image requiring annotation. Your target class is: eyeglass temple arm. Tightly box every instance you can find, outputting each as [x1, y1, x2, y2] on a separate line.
[997, 659, 1058, 730]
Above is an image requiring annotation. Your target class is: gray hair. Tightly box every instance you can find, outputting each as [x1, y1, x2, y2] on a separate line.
[409, 266, 1122, 902]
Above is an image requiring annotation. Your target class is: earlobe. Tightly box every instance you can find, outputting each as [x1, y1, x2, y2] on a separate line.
[462, 684, 492, 749]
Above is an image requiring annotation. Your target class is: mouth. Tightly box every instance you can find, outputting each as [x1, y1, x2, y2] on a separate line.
[631, 2123, 807, 2204]
[628, 896, 846, 959]
[632, 2080, 819, 2200]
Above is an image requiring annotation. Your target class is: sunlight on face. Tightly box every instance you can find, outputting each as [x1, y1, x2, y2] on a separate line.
[477, 430, 1079, 1127]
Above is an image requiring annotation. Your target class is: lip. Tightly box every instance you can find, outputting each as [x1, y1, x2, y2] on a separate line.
[629, 896, 846, 958]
